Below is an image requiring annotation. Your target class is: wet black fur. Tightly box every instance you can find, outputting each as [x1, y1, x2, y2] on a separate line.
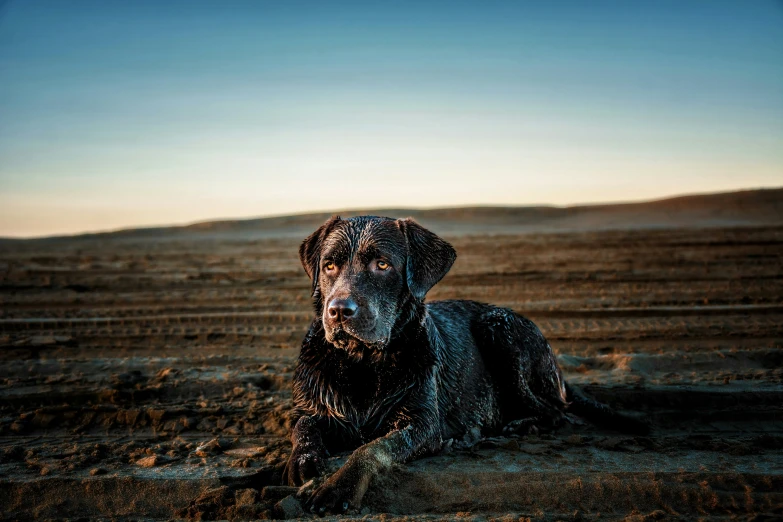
[286, 215, 647, 514]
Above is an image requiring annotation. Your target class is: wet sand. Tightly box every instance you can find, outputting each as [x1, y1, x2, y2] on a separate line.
[1, 220, 782, 520]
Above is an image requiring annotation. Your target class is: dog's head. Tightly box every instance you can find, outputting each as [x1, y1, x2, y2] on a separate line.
[299, 215, 456, 352]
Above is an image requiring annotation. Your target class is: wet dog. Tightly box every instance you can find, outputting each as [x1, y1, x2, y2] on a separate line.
[285, 215, 647, 514]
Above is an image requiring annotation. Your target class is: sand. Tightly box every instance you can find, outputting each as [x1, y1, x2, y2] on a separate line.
[1, 191, 782, 520]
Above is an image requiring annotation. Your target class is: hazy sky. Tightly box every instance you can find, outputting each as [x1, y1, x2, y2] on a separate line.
[1, 1, 782, 237]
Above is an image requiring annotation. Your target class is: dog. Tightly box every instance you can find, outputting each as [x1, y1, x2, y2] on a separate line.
[285, 215, 647, 514]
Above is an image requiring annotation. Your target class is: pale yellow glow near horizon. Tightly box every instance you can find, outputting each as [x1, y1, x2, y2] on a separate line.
[2, 112, 782, 237]
[2, 158, 780, 238]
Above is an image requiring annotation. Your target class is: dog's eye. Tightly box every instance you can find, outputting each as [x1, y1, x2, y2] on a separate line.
[376, 260, 389, 271]
[324, 261, 336, 272]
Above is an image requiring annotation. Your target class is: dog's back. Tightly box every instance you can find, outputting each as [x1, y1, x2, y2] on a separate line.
[427, 299, 570, 440]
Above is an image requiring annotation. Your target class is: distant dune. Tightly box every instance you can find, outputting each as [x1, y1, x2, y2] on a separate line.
[3, 187, 782, 243]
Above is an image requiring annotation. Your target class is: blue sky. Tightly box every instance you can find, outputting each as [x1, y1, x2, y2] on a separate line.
[1, 1, 781, 237]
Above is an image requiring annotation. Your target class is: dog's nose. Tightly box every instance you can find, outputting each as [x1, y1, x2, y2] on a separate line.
[327, 298, 358, 322]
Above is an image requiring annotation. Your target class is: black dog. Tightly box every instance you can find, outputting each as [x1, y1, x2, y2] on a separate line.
[285, 215, 646, 514]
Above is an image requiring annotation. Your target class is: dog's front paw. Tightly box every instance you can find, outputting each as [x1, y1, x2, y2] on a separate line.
[285, 449, 325, 486]
[308, 465, 366, 515]
[502, 417, 540, 436]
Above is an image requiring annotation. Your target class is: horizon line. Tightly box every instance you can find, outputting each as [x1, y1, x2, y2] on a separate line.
[3, 185, 781, 241]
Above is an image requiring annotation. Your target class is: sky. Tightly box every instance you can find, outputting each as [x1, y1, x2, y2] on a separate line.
[0, 1, 782, 237]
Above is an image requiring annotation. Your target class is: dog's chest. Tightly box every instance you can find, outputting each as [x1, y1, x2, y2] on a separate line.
[308, 358, 414, 437]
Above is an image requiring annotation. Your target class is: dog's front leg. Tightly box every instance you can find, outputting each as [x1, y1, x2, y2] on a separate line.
[285, 414, 328, 486]
[309, 378, 440, 514]
[308, 422, 437, 514]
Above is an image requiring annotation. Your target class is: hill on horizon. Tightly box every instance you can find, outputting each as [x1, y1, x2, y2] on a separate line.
[3, 187, 783, 243]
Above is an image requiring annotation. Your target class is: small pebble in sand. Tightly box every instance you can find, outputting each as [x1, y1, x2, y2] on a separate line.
[597, 437, 624, 450]
[296, 479, 315, 497]
[274, 495, 304, 519]
[234, 488, 259, 506]
[135, 455, 160, 468]
[193, 437, 231, 457]
[40, 467, 51, 476]
[502, 439, 520, 451]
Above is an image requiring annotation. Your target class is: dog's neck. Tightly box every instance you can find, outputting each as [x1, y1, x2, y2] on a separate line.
[390, 293, 426, 340]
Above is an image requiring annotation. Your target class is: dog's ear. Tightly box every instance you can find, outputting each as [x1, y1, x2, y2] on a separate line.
[398, 218, 456, 300]
[299, 215, 341, 295]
